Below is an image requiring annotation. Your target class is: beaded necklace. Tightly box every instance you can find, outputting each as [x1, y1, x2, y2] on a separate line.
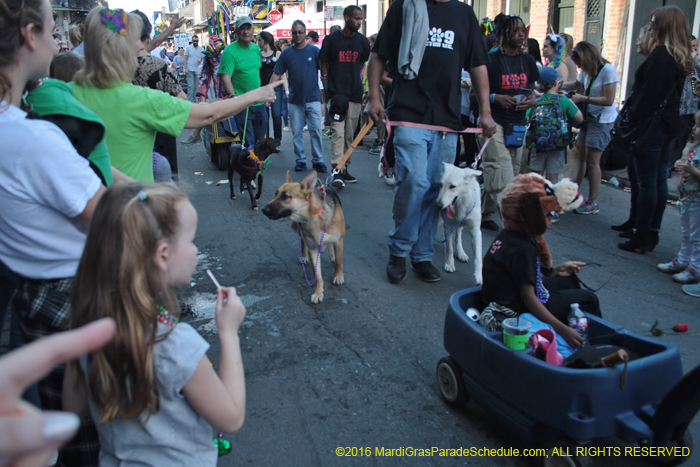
[535, 257, 550, 304]
[247, 149, 272, 175]
[157, 306, 179, 325]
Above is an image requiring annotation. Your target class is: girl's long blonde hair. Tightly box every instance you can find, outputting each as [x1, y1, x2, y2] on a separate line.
[74, 8, 142, 88]
[71, 182, 187, 423]
[650, 6, 694, 76]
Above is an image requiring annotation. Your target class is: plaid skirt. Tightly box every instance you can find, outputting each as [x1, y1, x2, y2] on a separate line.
[10, 276, 99, 467]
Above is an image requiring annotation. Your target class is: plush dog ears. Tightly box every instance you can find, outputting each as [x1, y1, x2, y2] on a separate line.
[520, 192, 548, 237]
[301, 171, 318, 191]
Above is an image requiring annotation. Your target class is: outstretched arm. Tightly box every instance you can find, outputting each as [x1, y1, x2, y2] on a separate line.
[185, 81, 283, 128]
[147, 17, 187, 52]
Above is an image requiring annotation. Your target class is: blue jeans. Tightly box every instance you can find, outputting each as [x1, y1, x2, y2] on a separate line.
[269, 86, 284, 141]
[630, 125, 675, 233]
[234, 104, 269, 148]
[281, 91, 289, 127]
[288, 101, 324, 165]
[389, 127, 457, 262]
[186, 71, 199, 103]
[678, 197, 700, 272]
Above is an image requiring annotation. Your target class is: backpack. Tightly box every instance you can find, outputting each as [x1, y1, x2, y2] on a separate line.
[527, 95, 571, 152]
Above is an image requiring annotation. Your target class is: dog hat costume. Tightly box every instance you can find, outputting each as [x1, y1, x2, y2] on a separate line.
[478, 173, 598, 333]
[499, 173, 583, 269]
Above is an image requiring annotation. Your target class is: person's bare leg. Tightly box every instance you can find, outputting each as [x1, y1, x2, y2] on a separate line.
[586, 148, 603, 203]
[574, 140, 586, 186]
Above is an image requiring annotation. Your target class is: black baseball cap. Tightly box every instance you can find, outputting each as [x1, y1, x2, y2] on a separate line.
[329, 94, 349, 123]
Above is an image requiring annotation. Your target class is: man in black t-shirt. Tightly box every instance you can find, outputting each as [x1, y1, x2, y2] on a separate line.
[480, 16, 539, 231]
[367, 0, 496, 285]
[319, 6, 370, 188]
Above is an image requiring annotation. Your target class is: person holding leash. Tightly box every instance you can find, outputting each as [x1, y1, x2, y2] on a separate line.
[367, 0, 496, 284]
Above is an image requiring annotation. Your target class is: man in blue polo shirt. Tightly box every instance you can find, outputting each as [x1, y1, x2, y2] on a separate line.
[270, 20, 327, 172]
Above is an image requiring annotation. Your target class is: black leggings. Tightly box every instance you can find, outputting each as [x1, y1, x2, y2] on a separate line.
[543, 275, 601, 324]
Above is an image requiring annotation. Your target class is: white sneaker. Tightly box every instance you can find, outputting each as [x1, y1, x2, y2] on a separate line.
[672, 267, 700, 284]
[657, 258, 687, 274]
[283, 126, 291, 132]
[384, 167, 395, 186]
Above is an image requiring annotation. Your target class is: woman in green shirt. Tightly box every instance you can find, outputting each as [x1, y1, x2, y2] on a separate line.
[72, 8, 281, 182]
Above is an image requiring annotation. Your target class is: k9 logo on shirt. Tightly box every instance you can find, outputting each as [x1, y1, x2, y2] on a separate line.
[426, 27, 455, 50]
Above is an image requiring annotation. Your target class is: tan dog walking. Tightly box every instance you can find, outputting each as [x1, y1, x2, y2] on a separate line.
[263, 171, 345, 303]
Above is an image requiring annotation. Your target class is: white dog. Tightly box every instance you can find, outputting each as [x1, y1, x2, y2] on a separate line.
[435, 162, 483, 285]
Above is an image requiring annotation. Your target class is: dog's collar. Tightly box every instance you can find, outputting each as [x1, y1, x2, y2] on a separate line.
[246, 149, 272, 175]
[314, 183, 327, 218]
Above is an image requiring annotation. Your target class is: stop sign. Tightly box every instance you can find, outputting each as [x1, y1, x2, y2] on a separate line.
[268, 10, 282, 23]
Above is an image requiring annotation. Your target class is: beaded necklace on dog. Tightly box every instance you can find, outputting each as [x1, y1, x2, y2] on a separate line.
[535, 257, 550, 304]
[246, 148, 272, 176]
[431, 188, 478, 244]
[297, 184, 329, 287]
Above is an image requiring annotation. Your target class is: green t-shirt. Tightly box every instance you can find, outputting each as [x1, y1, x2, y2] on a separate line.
[526, 93, 579, 120]
[71, 82, 191, 182]
[218, 41, 262, 106]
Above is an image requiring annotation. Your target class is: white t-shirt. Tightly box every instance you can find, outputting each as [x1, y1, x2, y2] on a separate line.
[577, 62, 620, 124]
[0, 103, 101, 279]
[184, 44, 204, 73]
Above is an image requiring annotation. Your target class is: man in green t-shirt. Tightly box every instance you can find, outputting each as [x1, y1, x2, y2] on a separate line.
[219, 16, 267, 147]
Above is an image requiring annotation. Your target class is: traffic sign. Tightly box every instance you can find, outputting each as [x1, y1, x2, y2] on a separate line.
[268, 10, 282, 23]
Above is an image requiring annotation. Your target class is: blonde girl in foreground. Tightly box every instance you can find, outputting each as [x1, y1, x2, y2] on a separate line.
[63, 182, 246, 466]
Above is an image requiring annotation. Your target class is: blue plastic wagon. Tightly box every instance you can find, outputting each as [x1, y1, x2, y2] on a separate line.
[437, 287, 700, 466]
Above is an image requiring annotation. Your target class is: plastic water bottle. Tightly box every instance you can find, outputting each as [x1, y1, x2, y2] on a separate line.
[567, 303, 589, 347]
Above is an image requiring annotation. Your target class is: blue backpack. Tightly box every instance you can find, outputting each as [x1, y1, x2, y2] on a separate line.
[527, 95, 571, 152]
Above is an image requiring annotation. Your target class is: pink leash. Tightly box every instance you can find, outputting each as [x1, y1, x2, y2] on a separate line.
[383, 117, 491, 163]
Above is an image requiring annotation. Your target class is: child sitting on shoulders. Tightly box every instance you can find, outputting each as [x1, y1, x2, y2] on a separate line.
[658, 110, 700, 291]
[526, 67, 583, 184]
[63, 183, 247, 466]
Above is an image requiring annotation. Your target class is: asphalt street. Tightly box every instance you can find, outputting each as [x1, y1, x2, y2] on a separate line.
[175, 126, 700, 467]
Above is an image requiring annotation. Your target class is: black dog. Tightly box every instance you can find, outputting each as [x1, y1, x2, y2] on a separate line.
[228, 138, 281, 210]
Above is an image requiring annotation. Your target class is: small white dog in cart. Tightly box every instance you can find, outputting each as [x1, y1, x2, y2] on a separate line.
[435, 162, 483, 285]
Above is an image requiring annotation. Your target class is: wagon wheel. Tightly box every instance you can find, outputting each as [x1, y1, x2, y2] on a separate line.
[541, 440, 592, 467]
[649, 362, 700, 466]
[214, 143, 230, 171]
[436, 356, 468, 407]
[648, 430, 693, 466]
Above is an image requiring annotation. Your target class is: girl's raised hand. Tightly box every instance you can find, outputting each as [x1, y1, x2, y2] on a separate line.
[215, 287, 246, 334]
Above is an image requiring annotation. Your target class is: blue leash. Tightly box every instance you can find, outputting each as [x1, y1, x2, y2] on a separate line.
[432, 189, 477, 244]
